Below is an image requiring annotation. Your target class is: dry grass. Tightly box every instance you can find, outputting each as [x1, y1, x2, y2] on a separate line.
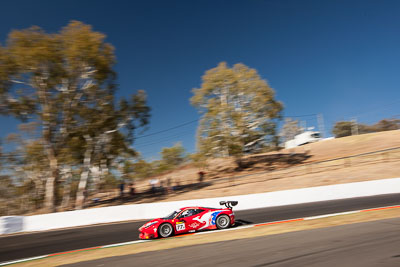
[15, 207, 400, 267]
[87, 130, 400, 206]
[141, 151, 400, 203]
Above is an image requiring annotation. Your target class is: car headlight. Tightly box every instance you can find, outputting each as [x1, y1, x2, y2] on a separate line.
[144, 221, 157, 228]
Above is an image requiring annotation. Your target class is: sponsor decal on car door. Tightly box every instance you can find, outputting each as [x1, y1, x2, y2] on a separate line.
[175, 221, 186, 231]
[192, 210, 223, 230]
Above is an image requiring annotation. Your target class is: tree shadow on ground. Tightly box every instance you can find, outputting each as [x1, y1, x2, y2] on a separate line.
[235, 152, 312, 171]
[86, 181, 214, 208]
[234, 219, 253, 226]
[86, 152, 312, 209]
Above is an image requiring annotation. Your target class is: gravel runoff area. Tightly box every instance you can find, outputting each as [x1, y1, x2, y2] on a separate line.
[62, 217, 400, 267]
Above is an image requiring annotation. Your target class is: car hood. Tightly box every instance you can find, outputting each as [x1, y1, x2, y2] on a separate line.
[139, 218, 163, 231]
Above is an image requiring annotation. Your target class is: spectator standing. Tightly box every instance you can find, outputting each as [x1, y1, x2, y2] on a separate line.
[198, 171, 205, 183]
[167, 177, 172, 193]
[119, 181, 125, 197]
[129, 182, 135, 197]
[149, 178, 159, 194]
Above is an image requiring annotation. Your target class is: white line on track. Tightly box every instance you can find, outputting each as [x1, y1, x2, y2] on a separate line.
[195, 225, 255, 235]
[304, 210, 361, 220]
[102, 240, 150, 248]
[0, 255, 48, 266]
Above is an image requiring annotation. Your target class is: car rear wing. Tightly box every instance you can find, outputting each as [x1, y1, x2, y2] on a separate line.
[219, 201, 238, 209]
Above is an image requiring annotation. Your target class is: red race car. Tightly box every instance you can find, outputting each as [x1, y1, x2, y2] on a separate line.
[139, 201, 238, 239]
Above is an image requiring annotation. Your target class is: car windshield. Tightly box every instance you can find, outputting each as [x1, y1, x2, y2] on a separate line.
[162, 209, 181, 220]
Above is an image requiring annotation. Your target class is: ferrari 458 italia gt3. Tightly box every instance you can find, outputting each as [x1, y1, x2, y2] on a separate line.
[139, 201, 238, 239]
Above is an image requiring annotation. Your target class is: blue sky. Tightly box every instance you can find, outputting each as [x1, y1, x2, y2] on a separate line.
[1, 0, 400, 160]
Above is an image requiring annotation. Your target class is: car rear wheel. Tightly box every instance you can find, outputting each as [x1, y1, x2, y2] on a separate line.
[158, 223, 173, 238]
[216, 214, 230, 229]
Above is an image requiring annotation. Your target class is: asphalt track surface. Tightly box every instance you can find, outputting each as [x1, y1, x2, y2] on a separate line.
[1, 193, 400, 263]
[63, 217, 400, 267]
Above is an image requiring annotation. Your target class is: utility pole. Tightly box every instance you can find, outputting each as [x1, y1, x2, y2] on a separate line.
[351, 117, 359, 135]
[317, 113, 325, 138]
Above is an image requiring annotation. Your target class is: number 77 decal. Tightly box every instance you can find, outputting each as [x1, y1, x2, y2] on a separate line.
[176, 222, 186, 231]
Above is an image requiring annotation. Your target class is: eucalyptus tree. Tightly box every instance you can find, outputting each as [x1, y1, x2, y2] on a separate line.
[160, 142, 186, 168]
[74, 91, 149, 209]
[0, 21, 150, 212]
[191, 62, 283, 158]
[3, 124, 48, 212]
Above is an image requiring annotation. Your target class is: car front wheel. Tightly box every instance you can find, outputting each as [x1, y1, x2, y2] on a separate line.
[216, 214, 230, 229]
[158, 223, 173, 238]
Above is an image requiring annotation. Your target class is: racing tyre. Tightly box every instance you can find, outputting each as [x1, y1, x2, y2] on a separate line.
[158, 223, 173, 238]
[216, 214, 230, 230]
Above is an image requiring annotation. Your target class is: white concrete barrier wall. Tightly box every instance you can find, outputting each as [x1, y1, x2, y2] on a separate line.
[0, 216, 24, 234]
[2, 177, 400, 234]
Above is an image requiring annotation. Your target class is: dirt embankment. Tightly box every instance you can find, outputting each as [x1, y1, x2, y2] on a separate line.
[91, 130, 400, 207]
